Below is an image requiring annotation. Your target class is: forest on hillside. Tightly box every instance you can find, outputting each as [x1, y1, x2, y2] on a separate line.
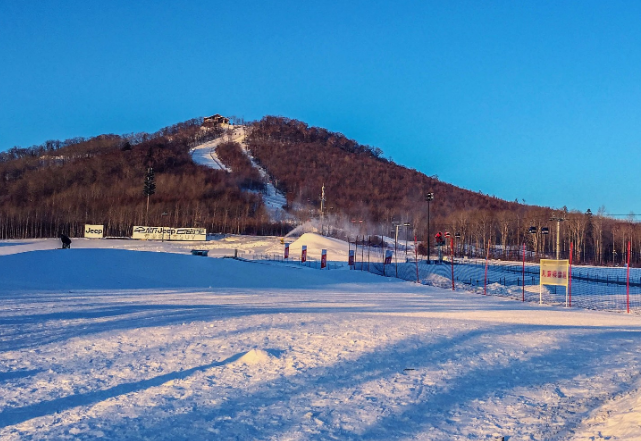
[0, 114, 638, 266]
[0, 119, 285, 238]
[246, 116, 638, 266]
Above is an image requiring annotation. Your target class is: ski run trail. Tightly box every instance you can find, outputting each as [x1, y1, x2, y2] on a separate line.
[2, 235, 641, 440]
[190, 126, 290, 222]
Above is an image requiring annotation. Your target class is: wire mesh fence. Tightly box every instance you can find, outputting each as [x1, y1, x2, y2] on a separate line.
[242, 239, 641, 314]
[242, 252, 342, 270]
[354, 243, 641, 313]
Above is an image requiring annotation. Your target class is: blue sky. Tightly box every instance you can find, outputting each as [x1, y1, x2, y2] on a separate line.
[1, 1, 640, 215]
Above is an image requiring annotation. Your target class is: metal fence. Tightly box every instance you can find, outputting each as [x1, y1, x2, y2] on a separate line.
[242, 252, 342, 271]
[244, 244, 640, 313]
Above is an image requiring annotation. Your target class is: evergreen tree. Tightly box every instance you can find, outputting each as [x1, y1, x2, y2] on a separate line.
[143, 167, 156, 224]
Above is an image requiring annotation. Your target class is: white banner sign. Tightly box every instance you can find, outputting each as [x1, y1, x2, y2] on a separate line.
[540, 259, 569, 287]
[84, 224, 104, 239]
[132, 226, 207, 241]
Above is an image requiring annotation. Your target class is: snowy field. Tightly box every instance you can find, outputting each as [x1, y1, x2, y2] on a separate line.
[2, 238, 641, 440]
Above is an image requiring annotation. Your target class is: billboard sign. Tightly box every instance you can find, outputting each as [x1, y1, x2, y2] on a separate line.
[540, 259, 570, 286]
[84, 224, 104, 239]
[132, 226, 206, 241]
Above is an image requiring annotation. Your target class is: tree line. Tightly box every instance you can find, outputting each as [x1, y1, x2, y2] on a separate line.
[0, 118, 288, 239]
[2, 114, 638, 266]
[246, 116, 639, 266]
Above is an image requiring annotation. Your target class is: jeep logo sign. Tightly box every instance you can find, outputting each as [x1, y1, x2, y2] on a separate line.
[131, 226, 207, 241]
[84, 224, 104, 239]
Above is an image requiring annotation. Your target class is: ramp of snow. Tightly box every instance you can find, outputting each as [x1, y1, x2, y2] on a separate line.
[284, 232, 350, 261]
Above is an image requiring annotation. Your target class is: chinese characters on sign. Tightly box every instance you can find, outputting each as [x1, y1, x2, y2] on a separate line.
[540, 259, 570, 287]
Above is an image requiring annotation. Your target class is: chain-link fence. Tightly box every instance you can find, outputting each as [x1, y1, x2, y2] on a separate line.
[243, 241, 641, 314]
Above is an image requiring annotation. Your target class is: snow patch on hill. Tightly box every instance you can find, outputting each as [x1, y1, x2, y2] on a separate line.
[190, 126, 291, 222]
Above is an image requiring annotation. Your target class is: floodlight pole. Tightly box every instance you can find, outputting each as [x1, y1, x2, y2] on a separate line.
[550, 217, 565, 260]
[426, 192, 434, 262]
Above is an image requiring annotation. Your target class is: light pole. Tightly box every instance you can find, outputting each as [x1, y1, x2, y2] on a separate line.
[404, 222, 412, 260]
[393, 222, 410, 276]
[425, 192, 434, 262]
[550, 217, 565, 260]
[455, 232, 461, 257]
[528, 225, 549, 260]
[320, 184, 326, 236]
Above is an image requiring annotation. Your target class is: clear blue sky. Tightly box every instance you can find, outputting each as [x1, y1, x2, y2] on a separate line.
[1, 1, 640, 215]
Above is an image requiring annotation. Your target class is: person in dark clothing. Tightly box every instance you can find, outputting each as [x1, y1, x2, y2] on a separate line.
[59, 233, 72, 249]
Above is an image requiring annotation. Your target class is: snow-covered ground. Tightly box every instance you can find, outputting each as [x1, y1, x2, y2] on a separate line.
[2, 238, 641, 440]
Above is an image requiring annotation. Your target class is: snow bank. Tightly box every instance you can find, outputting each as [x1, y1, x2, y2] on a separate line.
[285, 232, 350, 261]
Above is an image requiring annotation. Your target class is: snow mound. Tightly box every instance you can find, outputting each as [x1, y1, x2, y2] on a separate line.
[425, 273, 452, 289]
[284, 233, 350, 261]
[236, 349, 276, 366]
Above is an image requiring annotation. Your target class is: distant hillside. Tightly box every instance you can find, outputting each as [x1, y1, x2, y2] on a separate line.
[0, 119, 276, 238]
[247, 116, 526, 221]
[0, 115, 628, 266]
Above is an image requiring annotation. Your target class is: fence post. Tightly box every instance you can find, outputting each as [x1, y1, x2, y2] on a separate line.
[484, 239, 490, 295]
[414, 235, 419, 283]
[627, 240, 631, 313]
[450, 236, 455, 291]
[568, 242, 573, 307]
[522, 242, 525, 302]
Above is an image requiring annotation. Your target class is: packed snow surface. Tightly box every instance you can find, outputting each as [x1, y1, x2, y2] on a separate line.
[2, 238, 641, 440]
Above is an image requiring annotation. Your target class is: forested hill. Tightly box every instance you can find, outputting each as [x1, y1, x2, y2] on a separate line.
[246, 116, 528, 224]
[0, 115, 616, 266]
[0, 119, 274, 238]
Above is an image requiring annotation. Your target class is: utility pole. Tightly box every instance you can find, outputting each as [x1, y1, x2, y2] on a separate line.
[425, 192, 434, 262]
[393, 222, 410, 277]
[320, 183, 326, 236]
[550, 216, 565, 260]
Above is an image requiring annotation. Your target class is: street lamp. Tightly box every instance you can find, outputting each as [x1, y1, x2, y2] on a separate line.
[528, 225, 549, 259]
[425, 192, 434, 262]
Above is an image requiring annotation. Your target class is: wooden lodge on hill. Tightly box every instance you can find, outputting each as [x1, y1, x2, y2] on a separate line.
[203, 114, 230, 126]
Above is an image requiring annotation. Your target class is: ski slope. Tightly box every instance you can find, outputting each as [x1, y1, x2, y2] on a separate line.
[190, 125, 291, 222]
[2, 239, 641, 440]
